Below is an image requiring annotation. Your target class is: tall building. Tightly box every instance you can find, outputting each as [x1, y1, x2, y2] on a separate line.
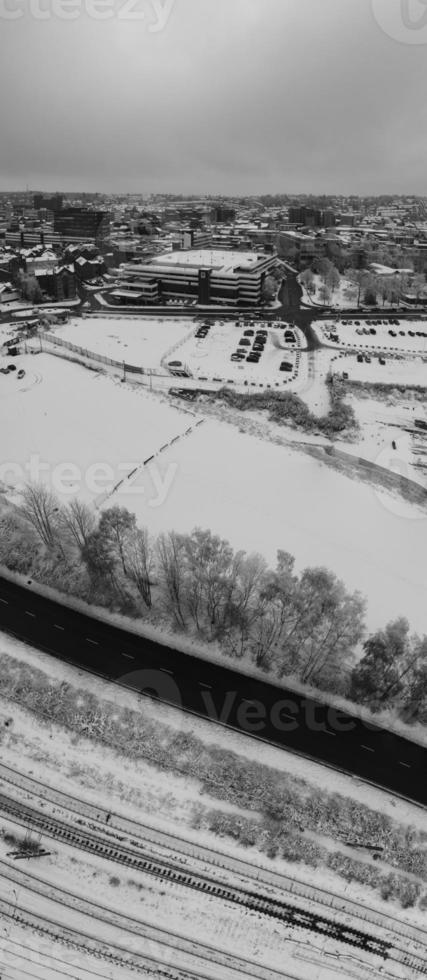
[33, 193, 63, 213]
[211, 205, 236, 224]
[118, 248, 276, 306]
[54, 208, 111, 244]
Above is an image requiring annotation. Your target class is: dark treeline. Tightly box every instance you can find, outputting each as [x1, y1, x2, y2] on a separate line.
[210, 385, 357, 437]
[1, 483, 427, 725]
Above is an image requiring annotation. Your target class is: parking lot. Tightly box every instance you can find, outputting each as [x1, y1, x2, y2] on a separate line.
[174, 318, 305, 387]
[314, 316, 427, 357]
[331, 349, 427, 386]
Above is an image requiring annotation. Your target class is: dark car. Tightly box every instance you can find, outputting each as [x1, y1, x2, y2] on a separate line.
[357, 353, 364, 363]
[280, 361, 293, 372]
[389, 330, 396, 337]
[365, 355, 371, 363]
[370, 328, 376, 335]
[244, 329, 255, 336]
[240, 338, 251, 346]
[17, 369, 25, 379]
[379, 357, 386, 365]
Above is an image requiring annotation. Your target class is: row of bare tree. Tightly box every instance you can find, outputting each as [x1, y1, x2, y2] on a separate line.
[13, 483, 427, 717]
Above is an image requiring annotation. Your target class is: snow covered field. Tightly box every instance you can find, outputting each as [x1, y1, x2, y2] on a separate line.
[53, 315, 195, 367]
[2, 349, 427, 634]
[0, 352, 191, 504]
[315, 316, 427, 356]
[111, 419, 427, 634]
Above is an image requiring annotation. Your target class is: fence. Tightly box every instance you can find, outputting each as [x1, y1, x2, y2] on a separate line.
[38, 332, 169, 380]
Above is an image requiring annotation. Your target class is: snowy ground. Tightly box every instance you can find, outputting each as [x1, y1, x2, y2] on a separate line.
[315, 316, 427, 357]
[0, 351, 192, 506]
[52, 314, 306, 388]
[111, 417, 427, 634]
[53, 314, 195, 368]
[332, 349, 427, 387]
[177, 318, 305, 385]
[300, 274, 359, 309]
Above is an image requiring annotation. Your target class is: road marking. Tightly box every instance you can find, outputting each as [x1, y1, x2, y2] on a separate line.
[160, 668, 173, 675]
[200, 682, 212, 689]
[53, 624, 65, 631]
[361, 745, 375, 753]
[121, 653, 134, 661]
[25, 611, 36, 618]
[0, 598, 8, 605]
[399, 761, 411, 769]
[86, 638, 99, 646]
[325, 730, 337, 737]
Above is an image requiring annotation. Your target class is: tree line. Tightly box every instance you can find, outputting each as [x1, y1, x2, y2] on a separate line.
[1, 482, 427, 725]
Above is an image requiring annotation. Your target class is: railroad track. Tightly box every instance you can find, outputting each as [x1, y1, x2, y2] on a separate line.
[0, 790, 391, 961]
[0, 870, 306, 980]
[0, 758, 425, 954]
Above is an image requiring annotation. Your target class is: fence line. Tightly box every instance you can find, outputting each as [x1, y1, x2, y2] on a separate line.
[38, 332, 171, 380]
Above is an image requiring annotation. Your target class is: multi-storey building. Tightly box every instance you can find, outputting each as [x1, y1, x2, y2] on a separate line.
[54, 208, 111, 244]
[118, 248, 276, 306]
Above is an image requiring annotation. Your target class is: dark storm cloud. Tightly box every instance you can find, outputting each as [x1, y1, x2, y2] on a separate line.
[1, 0, 427, 193]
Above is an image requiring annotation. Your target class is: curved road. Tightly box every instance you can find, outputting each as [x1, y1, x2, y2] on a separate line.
[0, 574, 425, 806]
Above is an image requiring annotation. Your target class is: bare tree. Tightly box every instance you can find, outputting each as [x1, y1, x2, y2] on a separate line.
[98, 506, 136, 576]
[124, 527, 154, 608]
[20, 483, 61, 550]
[60, 498, 97, 552]
[157, 531, 187, 628]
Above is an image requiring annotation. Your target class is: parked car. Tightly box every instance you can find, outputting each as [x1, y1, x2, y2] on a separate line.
[365, 355, 371, 363]
[244, 329, 254, 337]
[389, 330, 396, 337]
[370, 328, 376, 335]
[240, 338, 251, 346]
[357, 353, 364, 363]
[17, 369, 25, 379]
[280, 361, 293, 372]
[379, 357, 386, 365]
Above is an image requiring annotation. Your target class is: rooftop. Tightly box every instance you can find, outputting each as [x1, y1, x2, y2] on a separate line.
[149, 249, 266, 274]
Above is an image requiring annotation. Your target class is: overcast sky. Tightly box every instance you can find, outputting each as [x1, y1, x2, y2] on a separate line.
[1, 0, 427, 195]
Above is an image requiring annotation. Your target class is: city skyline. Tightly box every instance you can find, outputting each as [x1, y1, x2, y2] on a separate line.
[1, 0, 427, 195]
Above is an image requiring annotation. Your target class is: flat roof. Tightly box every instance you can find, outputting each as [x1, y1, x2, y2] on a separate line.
[150, 249, 267, 274]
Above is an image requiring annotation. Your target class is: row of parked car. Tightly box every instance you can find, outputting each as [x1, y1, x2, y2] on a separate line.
[195, 322, 211, 340]
[357, 353, 386, 366]
[231, 328, 268, 364]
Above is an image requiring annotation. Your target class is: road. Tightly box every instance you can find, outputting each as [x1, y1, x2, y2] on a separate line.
[0, 574, 425, 806]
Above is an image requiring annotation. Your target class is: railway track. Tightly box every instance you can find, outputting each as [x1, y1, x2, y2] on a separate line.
[0, 870, 307, 980]
[0, 758, 425, 954]
[0, 790, 392, 961]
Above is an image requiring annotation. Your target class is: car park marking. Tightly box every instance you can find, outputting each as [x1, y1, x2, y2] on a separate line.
[361, 745, 375, 753]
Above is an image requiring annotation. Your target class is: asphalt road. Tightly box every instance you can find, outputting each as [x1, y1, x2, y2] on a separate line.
[0, 575, 425, 806]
